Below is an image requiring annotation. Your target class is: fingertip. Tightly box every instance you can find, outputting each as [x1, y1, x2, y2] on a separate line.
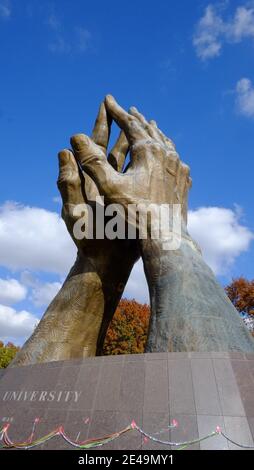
[105, 94, 114, 101]
[182, 163, 190, 177]
[129, 106, 137, 114]
[58, 149, 71, 164]
[70, 134, 89, 151]
[104, 94, 116, 109]
[97, 101, 107, 118]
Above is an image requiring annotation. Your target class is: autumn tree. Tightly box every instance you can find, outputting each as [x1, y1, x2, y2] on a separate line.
[0, 342, 20, 368]
[103, 299, 150, 355]
[225, 277, 254, 315]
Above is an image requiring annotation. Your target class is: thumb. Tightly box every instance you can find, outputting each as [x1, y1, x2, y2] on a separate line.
[71, 134, 121, 199]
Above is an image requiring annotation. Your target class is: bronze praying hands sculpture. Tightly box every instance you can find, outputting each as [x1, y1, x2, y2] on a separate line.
[12, 102, 139, 365]
[12, 96, 254, 366]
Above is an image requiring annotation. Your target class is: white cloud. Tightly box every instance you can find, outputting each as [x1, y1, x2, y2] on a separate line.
[47, 13, 60, 31]
[188, 206, 254, 275]
[49, 35, 71, 54]
[0, 304, 39, 341]
[52, 196, 61, 204]
[243, 314, 254, 332]
[235, 77, 254, 117]
[193, 3, 254, 60]
[229, 5, 254, 41]
[30, 281, 62, 307]
[0, 0, 11, 19]
[47, 17, 92, 55]
[123, 259, 149, 304]
[0, 278, 27, 305]
[193, 5, 224, 60]
[0, 202, 76, 275]
[0, 202, 252, 344]
[0, 201, 253, 311]
[20, 271, 62, 307]
[76, 27, 91, 52]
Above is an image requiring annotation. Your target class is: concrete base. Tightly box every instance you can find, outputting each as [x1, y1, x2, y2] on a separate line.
[0, 352, 254, 450]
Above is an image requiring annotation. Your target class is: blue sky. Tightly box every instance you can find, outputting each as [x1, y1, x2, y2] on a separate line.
[0, 0, 254, 344]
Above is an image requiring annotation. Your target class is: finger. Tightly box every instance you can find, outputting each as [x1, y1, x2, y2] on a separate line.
[104, 95, 147, 143]
[71, 133, 121, 199]
[91, 102, 112, 153]
[146, 119, 168, 143]
[57, 149, 83, 206]
[157, 127, 176, 150]
[161, 133, 175, 150]
[129, 106, 149, 128]
[58, 149, 78, 182]
[129, 106, 164, 144]
[71, 134, 104, 166]
[177, 163, 191, 216]
[108, 130, 129, 172]
[149, 119, 175, 149]
[147, 120, 163, 141]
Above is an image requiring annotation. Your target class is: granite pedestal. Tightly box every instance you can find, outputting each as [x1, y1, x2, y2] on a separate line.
[1, 352, 254, 450]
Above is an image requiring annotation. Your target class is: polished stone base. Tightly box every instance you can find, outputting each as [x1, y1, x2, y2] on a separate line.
[0, 352, 254, 450]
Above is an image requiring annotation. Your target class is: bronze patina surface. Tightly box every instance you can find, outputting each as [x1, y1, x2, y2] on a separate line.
[71, 95, 254, 353]
[12, 96, 254, 365]
[11, 103, 139, 366]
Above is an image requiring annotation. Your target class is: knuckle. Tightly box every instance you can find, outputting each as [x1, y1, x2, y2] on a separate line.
[166, 150, 179, 162]
[129, 118, 141, 132]
[165, 138, 176, 150]
[57, 172, 79, 191]
[57, 176, 67, 189]
[149, 140, 164, 152]
[181, 163, 190, 176]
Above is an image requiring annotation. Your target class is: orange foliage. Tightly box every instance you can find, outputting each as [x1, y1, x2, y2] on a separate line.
[103, 299, 150, 355]
[0, 341, 20, 368]
[225, 277, 254, 315]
